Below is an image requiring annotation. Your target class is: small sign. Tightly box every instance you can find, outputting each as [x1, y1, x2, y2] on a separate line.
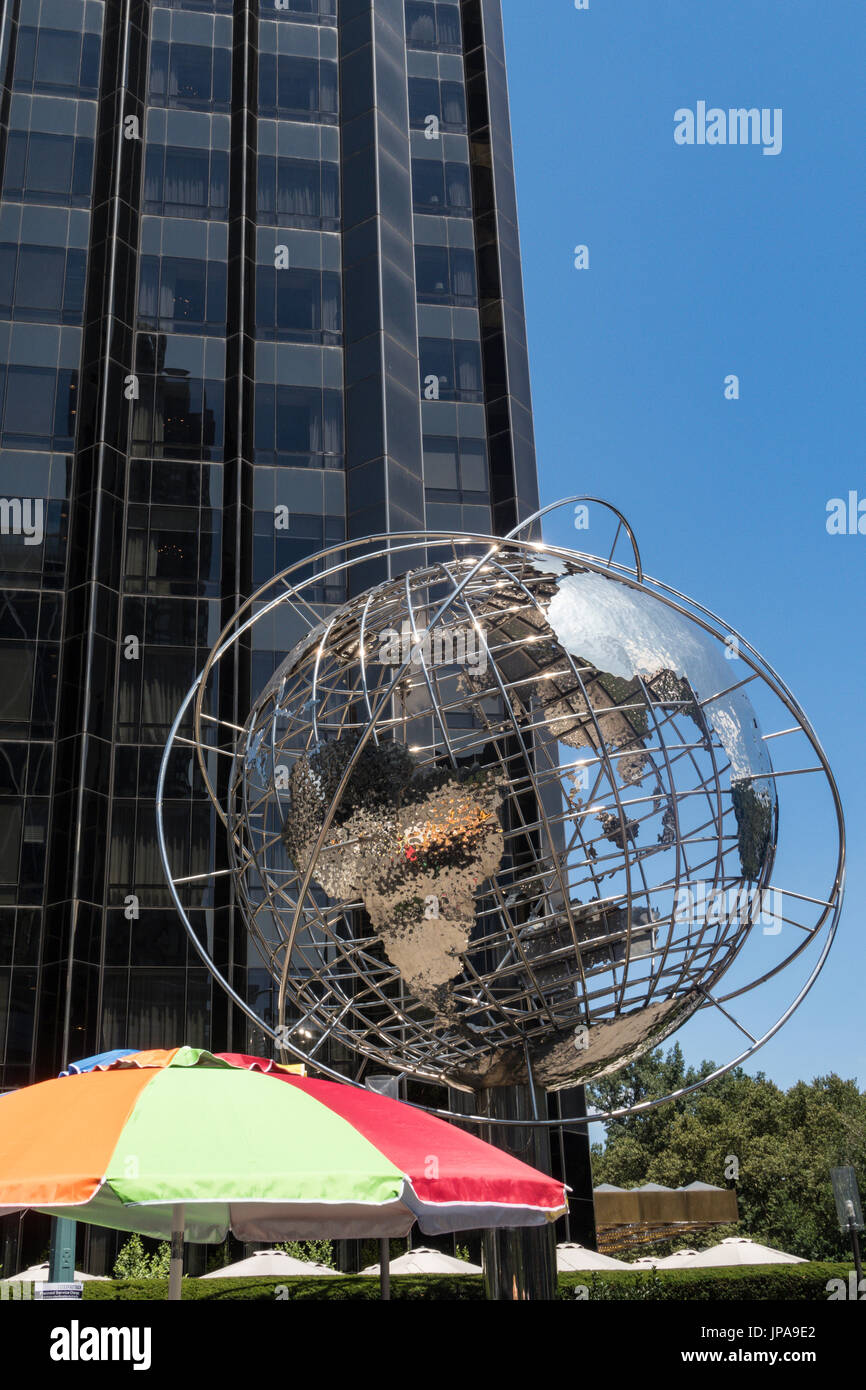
[34, 1282, 84, 1301]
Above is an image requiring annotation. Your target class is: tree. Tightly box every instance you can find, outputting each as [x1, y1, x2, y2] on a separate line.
[276, 1239, 338, 1269]
[113, 1233, 172, 1279]
[588, 1046, 866, 1261]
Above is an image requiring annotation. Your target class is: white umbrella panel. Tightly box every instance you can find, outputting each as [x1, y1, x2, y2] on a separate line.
[556, 1243, 631, 1272]
[361, 1247, 483, 1276]
[2, 1262, 109, 1283]
[678, 1238, 806, 1268]
[201, 1249, 338, 1279]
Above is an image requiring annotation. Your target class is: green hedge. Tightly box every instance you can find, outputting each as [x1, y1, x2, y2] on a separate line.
[83, 1275, 485, 1302]
[80, 1263, 854, 1301]
[558, 1263, 854, 1301]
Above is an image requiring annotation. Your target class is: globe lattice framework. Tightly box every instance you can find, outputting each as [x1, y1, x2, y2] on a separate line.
[158, 500, 844, 1125]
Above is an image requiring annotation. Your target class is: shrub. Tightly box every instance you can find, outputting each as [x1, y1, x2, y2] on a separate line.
[81, 1263, 855, 1302]
[112, 1234, 172, 1280]
[560, 1263, 854, 1301]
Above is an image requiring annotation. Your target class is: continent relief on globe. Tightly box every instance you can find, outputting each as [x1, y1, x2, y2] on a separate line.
[281, 735, 504, 1018]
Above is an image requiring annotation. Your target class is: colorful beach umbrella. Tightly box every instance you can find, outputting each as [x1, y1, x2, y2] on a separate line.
[0, 1047, 566, 1297]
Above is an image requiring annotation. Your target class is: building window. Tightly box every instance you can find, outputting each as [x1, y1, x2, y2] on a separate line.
[124, 505, 217, 597]
[0, 366, 77, 450]
[258, 56, 338, 123]
[162, 0, 233, 9]
[419, 338, 483, 402]
[254, 384, 343, 468]
[425, 497, 492, 537]
[144, 145, 229, 219]
[0, 500, 67, 585]
[0, 244, 86, 325]
[256, 157, 340, 229]
[13, 26, 101, 99]
[408, 77, 466, 133]
[149, 41, 231, 112]
[415, 245, 476, 305]
[423, 434, 489, 494]
[411, 158, 471, 216]
[261, 0, 337, 20]
[255, 267, 341, 343]
[131, 376, 225, 460]
[138, 256, 227, 336]
[253, 509, 345, 599]
[405, 2, 461, 52]
[2, 131, 94, 209]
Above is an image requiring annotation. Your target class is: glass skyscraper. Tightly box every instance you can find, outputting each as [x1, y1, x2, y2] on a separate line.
[0, 0, 601, 1278]
[0, 0, 539, 1085]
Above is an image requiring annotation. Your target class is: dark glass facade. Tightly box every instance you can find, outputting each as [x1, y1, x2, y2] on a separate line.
[0, 0, 602, 1276]
[0, 2, 587, 1273]
[0, 0, 539, 1097]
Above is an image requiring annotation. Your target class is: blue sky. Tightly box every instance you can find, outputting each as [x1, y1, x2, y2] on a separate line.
[500, 0, 865, 1092]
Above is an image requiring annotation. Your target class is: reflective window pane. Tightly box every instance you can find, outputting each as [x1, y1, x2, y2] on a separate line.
[138, 256, 226, 334]
[145, 146, 229, 219]
[415, 245, 476, 304]
[0, 366, 78, 449]
[412, 158, 471, 216]
[0, 245, 87, 324]
[259, 56, 338, 123]
[409, 77, 465, 132]
[256, 158, 339, 228]
[419, 339, 483, 402]
[13, 27, 101, 99]
[150, 41, 231, 112]
[406, 1, 460, 51]
[254, 384, 343, 467]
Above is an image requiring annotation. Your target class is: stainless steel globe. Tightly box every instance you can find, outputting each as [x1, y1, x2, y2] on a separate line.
[158, 501, 844, 1121]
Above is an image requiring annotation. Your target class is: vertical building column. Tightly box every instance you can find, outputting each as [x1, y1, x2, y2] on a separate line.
[0, 0, 21, 171]
[40, 0, 150, 1076]
[461, 0, 538, 533]
[339, 0, 425, 590]
[213, 0, 259, 1050]
[549, 1086, 598, 1249]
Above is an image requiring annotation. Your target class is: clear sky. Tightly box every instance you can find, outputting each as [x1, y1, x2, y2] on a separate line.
[501, 0, 865, 1092]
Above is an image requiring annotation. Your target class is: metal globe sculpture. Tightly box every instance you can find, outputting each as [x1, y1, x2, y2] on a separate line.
[158, 500, 844, 1122]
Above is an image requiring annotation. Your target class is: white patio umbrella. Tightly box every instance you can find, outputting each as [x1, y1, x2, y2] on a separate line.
[361, 1246, 483, 1275]
[681, 1238, 806, 1267]
[556, 1243, 631, 1271]
[2, 1262, 109, 1282]
[653, 1248, 702, 1268]
[201, 1248, 338, 1279]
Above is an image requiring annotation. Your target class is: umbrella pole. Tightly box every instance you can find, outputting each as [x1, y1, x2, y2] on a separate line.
[168, 1205, 185, 1302]
[379, 1239, 390, 1301]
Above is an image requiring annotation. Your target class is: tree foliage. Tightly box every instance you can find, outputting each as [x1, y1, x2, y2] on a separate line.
[113, 1234, 172, 1279]
[588, 1045, 866, 1261]
[276, 1239, 338, 1269]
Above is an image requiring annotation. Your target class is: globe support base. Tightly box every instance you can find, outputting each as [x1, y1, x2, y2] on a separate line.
[478, 1085, 558, 1301]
